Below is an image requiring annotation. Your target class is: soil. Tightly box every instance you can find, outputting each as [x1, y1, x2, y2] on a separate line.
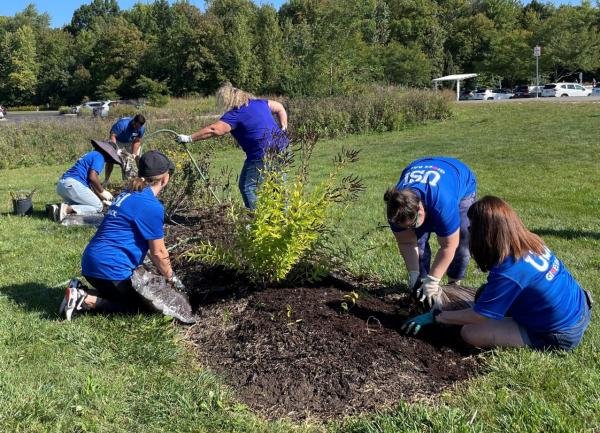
[165, 207, 483, 421]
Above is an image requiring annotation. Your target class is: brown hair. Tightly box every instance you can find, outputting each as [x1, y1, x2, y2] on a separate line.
[383, 188, 420, 227]
[467, 195, 545, 271]
[127, 173, 167, 192]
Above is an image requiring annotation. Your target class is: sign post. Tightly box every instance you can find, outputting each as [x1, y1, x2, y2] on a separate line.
[534, 46, 541, 98]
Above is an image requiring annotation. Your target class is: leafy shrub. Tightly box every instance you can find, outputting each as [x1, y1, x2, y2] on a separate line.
[106, 104, 139, 119]
[58, 106, 71, 114]
[288, 87, 452, 138]
[8, 105, 39, 112]
[159, 146, 232, 221]
[186, 132, 365, 286]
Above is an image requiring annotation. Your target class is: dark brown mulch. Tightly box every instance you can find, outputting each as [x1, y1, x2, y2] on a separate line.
[164, 208, 483, 421]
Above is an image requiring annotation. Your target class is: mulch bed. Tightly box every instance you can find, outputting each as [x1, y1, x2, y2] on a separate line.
[164, 207, 483, 421]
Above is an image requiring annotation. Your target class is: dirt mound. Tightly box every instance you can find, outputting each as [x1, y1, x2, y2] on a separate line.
[165, 209, 483, 421]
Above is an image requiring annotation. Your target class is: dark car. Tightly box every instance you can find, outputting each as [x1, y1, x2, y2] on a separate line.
[513, 85, 541, 98]
[459, 89, 474, 100]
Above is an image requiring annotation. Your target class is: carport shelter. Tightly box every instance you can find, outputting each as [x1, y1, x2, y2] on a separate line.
[432, 73, 478, 101]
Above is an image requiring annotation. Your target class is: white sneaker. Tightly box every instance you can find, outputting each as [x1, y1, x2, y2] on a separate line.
[58, 203, 69, 222]
[48, 204, 59, 221]
[59, 279, 87, 321]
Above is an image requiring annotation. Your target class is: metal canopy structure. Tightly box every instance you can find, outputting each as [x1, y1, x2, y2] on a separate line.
[432, 73, 478, 101]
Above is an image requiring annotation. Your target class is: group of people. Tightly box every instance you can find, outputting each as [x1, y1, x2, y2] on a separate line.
[390, 157, 592, 351]
[56, 84, 591, 352]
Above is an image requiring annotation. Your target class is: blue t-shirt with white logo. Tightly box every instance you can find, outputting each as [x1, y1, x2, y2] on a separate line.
[474, 248, 586, 332]
[390, 157, 476, 237]
[110, 117, 145, 143]
[220, 99, 288, 160]
[82, 187, 164, 281]
[61, 150, 105, 188]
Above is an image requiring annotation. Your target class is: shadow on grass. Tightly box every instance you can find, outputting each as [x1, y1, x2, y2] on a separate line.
[0, 282, 64, 319]
[532, 228, 600, 240]
[1, 207, 51, 220]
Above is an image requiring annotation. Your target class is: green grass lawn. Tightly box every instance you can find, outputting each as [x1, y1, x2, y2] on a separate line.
[1, 100, 599, 432]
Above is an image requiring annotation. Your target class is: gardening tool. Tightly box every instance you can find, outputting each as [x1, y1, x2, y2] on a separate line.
[139, 129, 221, 203]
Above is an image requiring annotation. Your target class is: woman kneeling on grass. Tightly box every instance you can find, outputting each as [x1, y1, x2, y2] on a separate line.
[59, 151, 185, 321]
[52, 140, 121, 221]
[402, 196, 592, 351]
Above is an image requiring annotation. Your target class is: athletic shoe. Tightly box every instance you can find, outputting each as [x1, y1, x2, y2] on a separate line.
[47, 204, 59, 221]
[59, 279, 87, 321]
[58, 203, 69, 222]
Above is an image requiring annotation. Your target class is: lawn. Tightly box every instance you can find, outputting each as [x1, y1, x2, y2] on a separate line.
[0, 100, 598, 432]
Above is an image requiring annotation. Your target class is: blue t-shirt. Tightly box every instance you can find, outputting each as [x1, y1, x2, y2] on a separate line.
[110, 117, 145, 143]
[390, 157, 476, 237]
[82, 187, 164, 281]
[61, 150, 105, 188]
[474, 247, 586, 333]
[220, 99, 288, 160]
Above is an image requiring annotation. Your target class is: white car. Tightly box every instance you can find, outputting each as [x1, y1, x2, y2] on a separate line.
[541, 83, 590, 97]
[471, 88, 514, 100]
[79, 100, 112, 117]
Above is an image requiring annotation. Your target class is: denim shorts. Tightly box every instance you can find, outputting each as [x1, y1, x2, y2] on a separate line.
[519, 292, 592, 351]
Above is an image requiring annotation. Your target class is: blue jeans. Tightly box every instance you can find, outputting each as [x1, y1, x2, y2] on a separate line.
[418, 192, 476, 280]
[239, 159, 264, 210]
[56, 177, 103, 214]
[519, 295, 592, 351]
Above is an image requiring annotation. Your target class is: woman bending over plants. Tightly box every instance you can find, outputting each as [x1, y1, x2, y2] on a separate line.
[175, 83, 288, 210]
[402, 196, 592, 351]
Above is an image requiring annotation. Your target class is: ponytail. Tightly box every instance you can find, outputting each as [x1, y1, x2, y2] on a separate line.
[127, 174, 166, 192]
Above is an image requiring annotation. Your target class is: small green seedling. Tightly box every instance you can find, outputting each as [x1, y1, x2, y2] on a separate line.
[341, 291, 360, 312]
[286, 304, 303, 326]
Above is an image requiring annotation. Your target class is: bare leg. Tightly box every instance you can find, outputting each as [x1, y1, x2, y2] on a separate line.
[461, 317, 526, 348]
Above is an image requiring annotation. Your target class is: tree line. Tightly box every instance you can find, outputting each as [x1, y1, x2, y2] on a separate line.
[2, 0, 600, 107]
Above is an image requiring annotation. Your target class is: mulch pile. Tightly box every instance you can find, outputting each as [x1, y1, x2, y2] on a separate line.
[165, 207, 483, 421]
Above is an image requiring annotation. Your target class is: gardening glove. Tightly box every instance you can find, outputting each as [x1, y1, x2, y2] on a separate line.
[419, 274, 441, 307]
[176, 134, 193, 144]
[100, 190, 114, 201]
[102, 199, 112, 207]
[168, 273, 186, 291]
[401, 309, 440, 335]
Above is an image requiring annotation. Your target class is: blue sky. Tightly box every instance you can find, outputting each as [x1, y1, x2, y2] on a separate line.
[1, 1, 287, 28]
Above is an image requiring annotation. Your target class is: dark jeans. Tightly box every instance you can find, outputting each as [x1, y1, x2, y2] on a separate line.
[238, 159, 264, 210]
[418, 192, 476, 280]
[84, 275, 149, 314]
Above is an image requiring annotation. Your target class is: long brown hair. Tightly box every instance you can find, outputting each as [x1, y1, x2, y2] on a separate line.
[384, 187, 420, 227]
[127, 173, 166, 192]
[467, 196, 545, 271]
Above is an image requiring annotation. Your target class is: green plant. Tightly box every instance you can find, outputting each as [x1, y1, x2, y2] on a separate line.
[9, 189, 35, 200]
[286, 304, 303, 326]
[186, 132, 365, 286]
[340, 290, 359, 313]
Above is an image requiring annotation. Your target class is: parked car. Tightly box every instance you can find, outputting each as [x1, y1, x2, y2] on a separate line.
[590, 87, 600, 96]
[75, 100, 112, 117]
[0, 105, 5, 119]
[459, 89, 474, 100]
[513, 85, 542, 98]
[471, 88, 514, 100]
[541, 83, 590, 97]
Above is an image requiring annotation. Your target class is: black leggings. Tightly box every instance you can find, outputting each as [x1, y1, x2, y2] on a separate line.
[83, 275, 150, 314]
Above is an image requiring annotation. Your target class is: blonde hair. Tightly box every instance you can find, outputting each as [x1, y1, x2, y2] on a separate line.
[127, 173, 167, 192]
[216, 83, 255, 112]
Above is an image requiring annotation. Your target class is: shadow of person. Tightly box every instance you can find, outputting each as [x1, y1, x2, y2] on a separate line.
[532, 228, 600, 241]
[0, 282, 65, 320]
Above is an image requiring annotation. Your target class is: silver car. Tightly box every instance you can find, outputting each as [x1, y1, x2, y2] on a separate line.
[471, 88, 514, 100]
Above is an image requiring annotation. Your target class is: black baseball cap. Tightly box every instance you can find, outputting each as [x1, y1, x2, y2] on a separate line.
[139, 150, 175, 177]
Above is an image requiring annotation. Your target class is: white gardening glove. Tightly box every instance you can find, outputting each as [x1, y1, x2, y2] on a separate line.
[176, 134, 193, 144]
[419, 275, 441, 307]
[100, 190, 113, 201]
[408, 270, 420, 293]
[168, 273, 186, 291]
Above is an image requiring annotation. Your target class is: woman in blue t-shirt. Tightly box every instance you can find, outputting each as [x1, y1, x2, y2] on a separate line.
[175, 83, 289, 209]
[402, 196, 592, 351]
[59, 151, 185, 321]
[53, 140, 121, 221]
[385, 157, 477, 307]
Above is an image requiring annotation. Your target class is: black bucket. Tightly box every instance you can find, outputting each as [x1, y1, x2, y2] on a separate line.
[12, 197, 33, 216]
